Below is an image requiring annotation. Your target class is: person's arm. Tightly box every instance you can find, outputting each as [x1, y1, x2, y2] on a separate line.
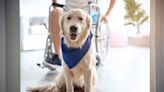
[105, 0, 116, 16]
[52, 0, 62, 3]
[52, 0, 57, 3]
[101, 0, 116, 23]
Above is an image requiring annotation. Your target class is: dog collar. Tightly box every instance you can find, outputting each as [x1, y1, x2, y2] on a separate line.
[61, 32, 93, 69]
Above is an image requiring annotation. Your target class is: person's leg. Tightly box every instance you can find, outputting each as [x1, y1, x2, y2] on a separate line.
[43, 6, 63, 69]
[49, 8, 63, 58]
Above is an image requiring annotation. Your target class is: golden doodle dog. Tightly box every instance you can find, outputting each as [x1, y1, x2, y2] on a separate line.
[28, 9, 97, 92]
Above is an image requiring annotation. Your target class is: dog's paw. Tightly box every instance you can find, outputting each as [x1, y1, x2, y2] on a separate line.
[26, 87, 39, 92]
[26, 85, 60, 92]
[45, 84, 59, 92]
[26, 85, 49, 92]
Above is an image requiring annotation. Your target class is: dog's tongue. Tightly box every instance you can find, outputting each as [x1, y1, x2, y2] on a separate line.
[70, 34, 77, 40]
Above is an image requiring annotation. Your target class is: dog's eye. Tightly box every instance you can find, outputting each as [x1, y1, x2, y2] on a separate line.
[67, 16, 71, 20]
[78, 17, 83, 21]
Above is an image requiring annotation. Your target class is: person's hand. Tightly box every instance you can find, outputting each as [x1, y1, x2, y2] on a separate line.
[100, 15, 109, 24]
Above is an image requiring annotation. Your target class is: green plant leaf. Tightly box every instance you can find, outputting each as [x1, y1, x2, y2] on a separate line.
[124, 0, 149, 32]
[124, 22, 136, 26]
[136, 11, 144, 22]
[133, 16, 138, 22]
[139, 16, 149, 25]
[124, 15, 129, 19]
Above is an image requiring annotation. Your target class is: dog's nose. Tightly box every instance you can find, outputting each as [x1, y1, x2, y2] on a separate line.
[70, 26, 77, 33]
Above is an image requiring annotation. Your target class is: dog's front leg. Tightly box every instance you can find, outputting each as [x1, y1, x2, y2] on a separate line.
[64, 65, 74, 92]
[84, 66, 97, 92]
[84, 68, 92, 92]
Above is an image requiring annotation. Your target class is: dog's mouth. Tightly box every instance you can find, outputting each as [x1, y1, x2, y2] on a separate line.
[70, 33, 77, 40]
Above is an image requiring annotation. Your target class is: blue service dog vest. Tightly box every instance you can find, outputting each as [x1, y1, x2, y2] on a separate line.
[61, 33, 93, 69]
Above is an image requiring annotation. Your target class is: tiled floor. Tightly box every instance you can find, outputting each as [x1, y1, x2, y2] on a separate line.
[21, 46, 150, 92]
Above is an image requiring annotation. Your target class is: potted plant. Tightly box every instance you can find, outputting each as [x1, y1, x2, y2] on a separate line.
[124, 0, 149, 34]
[124, 0, 150, 47]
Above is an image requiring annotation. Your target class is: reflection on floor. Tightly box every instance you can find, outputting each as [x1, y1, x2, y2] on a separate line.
[21, 46, 150, 92]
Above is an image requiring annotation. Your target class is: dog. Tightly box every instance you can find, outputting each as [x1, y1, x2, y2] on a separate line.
[28, 9, 97, 92]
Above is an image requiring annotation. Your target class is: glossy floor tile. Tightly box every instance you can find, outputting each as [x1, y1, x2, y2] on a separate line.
[21, 46, 150, 92]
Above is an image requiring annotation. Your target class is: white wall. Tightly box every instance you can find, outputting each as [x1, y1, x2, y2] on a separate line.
[20, 0, 51, 50]
[19, 0, 66, 50]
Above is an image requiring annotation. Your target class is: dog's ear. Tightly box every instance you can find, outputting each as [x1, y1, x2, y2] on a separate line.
[86, 14, 92, 31]
[59, 13, 65, 37]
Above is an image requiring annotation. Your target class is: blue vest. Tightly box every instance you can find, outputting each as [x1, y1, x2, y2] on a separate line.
[61, 33, 93, 69]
